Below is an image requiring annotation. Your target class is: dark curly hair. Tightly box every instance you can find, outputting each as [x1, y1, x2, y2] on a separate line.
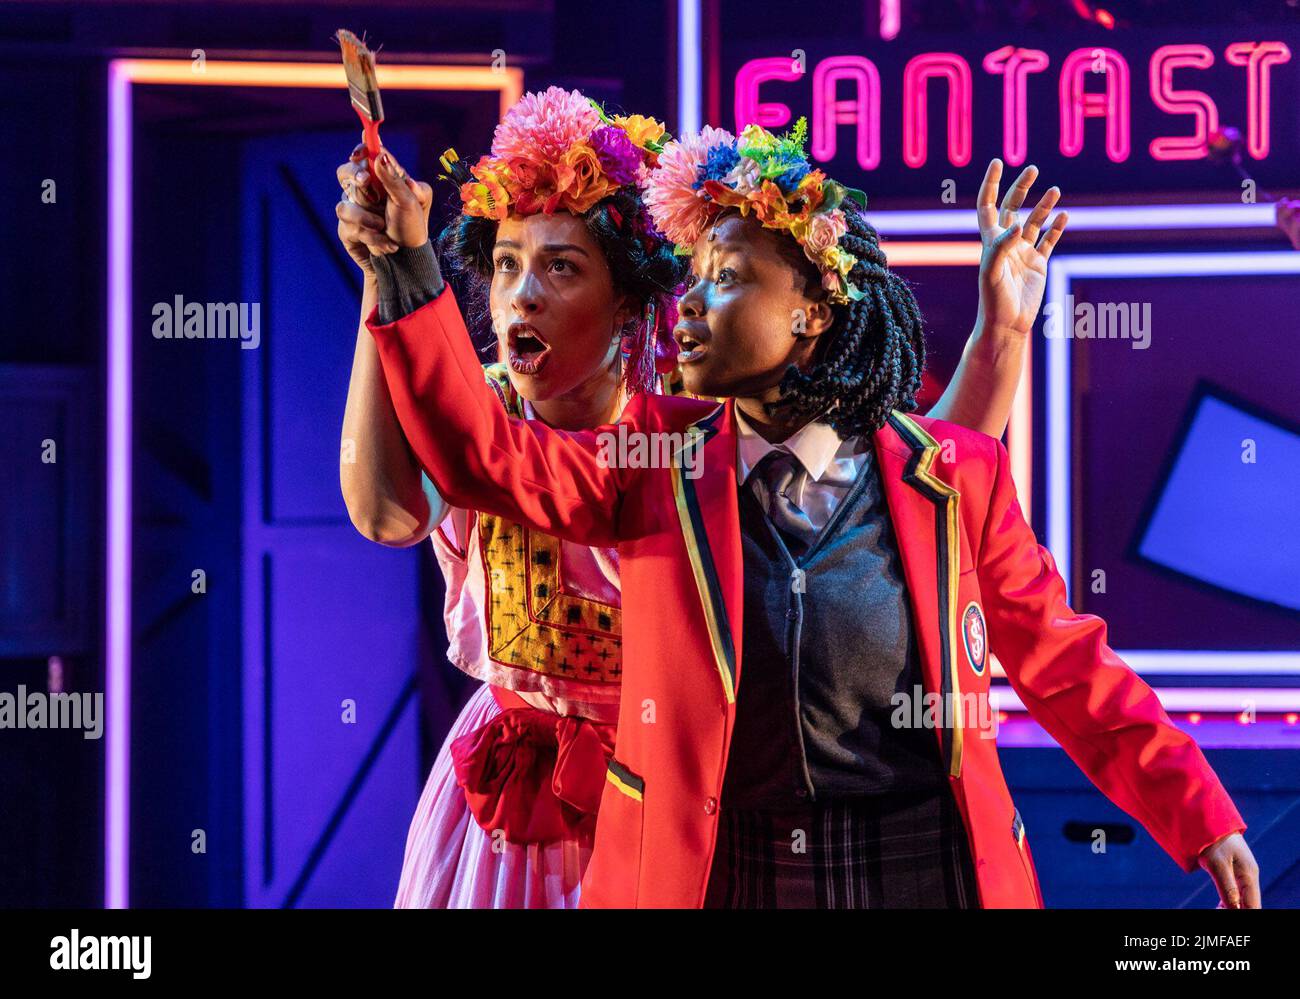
[436, 185, 687, 387]
[763, 204, 927, 438]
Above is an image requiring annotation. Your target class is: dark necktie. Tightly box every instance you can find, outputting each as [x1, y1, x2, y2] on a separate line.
[748, 449, 818, 556]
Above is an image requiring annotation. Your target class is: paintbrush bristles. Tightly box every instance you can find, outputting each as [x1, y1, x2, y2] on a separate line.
[335, 29, 383, 123]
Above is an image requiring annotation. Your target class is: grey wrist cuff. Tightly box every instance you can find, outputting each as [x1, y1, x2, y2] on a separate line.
[371, 239, 445, 323]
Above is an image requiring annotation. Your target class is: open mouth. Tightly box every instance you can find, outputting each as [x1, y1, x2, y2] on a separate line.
[673, 327, 708, 364]
[507, 323, 552, 375]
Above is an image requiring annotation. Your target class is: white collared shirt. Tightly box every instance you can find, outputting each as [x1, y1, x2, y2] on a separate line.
[734, 405, 872, 532]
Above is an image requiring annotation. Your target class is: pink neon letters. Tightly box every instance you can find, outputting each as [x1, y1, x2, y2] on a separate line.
[734, 41, 1292, 168]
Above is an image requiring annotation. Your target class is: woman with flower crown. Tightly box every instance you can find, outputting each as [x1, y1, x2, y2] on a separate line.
[335, 88, 1060, 908]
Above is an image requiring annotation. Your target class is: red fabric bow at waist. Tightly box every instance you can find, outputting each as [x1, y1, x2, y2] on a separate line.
[450, 686, 617, 846]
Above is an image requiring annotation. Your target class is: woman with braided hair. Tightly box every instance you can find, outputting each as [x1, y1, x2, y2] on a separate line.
[357, 112, 1255, 909]
[723, 204, 930, 440]
[635, 123, 1249, 908]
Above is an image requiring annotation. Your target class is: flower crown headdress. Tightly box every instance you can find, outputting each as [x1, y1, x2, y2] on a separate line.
[435, 87, 679, 395]
[640, 118, 869, 305]
[438, 86, 669, 221]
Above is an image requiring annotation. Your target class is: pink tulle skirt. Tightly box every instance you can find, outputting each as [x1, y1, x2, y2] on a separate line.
[393, 682, 593, 908]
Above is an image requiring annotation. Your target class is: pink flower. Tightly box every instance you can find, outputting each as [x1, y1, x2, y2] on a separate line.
[801, 209, 848, 260]
[641, 125, 734, 246]
[491, 87, 602, 163]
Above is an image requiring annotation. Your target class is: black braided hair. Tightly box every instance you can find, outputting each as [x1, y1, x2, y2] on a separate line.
[765, 204, 927, 438]
[436, 185, 686, 346]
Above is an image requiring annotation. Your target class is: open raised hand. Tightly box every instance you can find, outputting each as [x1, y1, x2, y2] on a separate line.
[975, 158, 1069, 339]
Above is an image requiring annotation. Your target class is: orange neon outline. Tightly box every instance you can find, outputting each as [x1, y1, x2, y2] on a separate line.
[113, 58, 524, 118]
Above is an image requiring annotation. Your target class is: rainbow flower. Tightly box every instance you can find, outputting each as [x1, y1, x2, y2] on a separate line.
[640, 118, 869, 304]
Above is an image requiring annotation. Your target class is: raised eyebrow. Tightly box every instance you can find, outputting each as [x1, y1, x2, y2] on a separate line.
[696, 242, 742, 261]
[492, 241, 590, 257]
[691, 244, 742, 272]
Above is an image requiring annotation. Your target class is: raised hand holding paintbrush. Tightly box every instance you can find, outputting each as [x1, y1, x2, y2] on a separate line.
[334, 27, 432, 270]
[336, 143, 433, 271]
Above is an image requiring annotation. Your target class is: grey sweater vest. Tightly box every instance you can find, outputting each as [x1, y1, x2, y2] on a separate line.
[721, 447, 948, 809]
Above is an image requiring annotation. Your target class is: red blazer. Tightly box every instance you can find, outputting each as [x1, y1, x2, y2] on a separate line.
[367, 285, 1247, 908]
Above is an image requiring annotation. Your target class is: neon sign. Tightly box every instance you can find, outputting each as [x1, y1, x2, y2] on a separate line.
[735, 41, 1291, 169]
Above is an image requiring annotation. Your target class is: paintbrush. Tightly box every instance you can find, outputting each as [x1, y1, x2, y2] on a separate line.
[335, 29, 384, 202]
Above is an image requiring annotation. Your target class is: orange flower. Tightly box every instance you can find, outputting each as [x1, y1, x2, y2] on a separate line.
[747, 179, 789, 225]
[558, 142, 620, 214]
[795, 170, 827, 213]
[701, 179, 750, 212]
[700, 178, 790, 226]
[507, 157, 572, 215]
[461, 156, 512, 221]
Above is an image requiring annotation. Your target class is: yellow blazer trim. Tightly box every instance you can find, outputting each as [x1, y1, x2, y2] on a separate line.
[669, 410, 738, 705]
[606, 765, 644, 802]
[891, 411, 964, 779]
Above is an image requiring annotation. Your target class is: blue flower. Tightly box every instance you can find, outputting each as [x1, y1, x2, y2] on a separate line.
[693, 142, 740, 190]
[773, 161, 811, 192]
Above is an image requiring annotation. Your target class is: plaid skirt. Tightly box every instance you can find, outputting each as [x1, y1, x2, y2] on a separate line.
[703, 787, 980, 909]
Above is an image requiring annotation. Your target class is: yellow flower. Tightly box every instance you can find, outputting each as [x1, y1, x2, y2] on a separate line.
[738, 123, 778, 154]
[819, 246, 856, 276]
[613, 114, 666, 150]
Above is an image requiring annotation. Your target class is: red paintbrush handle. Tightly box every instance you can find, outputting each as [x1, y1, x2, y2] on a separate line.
[357, 113, 383, 201]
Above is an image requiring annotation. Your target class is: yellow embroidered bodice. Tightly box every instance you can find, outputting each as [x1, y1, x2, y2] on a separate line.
[476, 364, 623, 685]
